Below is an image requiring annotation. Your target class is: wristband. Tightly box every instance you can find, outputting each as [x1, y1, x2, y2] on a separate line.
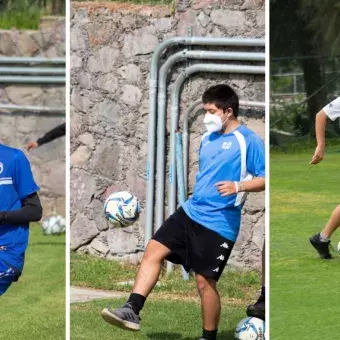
[234, 182, 239, 193]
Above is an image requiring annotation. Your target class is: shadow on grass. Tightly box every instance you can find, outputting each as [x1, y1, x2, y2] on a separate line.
[146, 330, 234, 340]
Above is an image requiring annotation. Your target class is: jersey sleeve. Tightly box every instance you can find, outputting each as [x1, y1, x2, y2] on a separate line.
[246, 134, 265, 177]
[13, 150, 40, 200]
[37, 123, 66, 146]
[323, 97, 340, 121]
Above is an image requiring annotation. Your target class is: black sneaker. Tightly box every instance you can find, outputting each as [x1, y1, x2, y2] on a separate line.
[246, 294, 265, 321]
[309, 233, 332, 259]
[101, 303, 141, 331]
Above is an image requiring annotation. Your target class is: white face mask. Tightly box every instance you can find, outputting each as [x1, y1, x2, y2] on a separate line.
[203, 113, 228, 132]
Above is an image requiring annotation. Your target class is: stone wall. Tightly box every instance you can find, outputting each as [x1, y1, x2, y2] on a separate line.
[70, 0, 265, 270]
[0, 17, 66, 216]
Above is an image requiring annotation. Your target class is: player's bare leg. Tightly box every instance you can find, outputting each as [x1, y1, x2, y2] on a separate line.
[321, 205, 340, 238]
[196, 274, 220, 340]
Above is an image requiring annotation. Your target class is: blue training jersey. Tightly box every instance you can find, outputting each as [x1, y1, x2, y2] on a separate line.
[0, 144, 40, 272]
[182, 125, 265, 242]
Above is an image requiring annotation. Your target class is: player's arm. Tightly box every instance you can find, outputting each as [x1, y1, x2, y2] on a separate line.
[0, 192, 43, 225]
[310, 110, 328, 165]
[238, 177, 265, 192]
[27, 123, 66, 151]
[215, 177, 265, 196]
[215, 133, 265, 196]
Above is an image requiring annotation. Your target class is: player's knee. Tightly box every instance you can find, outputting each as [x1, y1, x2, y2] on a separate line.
[142, 241, 166, 263]
[196, 275, 216, 295]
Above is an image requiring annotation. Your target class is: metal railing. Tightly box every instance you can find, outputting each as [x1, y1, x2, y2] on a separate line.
[0, 57, 66, 84]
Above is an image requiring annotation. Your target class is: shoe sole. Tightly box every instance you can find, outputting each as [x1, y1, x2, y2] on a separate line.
[101, 308, 141, 331]
[309, 239, 332, 259]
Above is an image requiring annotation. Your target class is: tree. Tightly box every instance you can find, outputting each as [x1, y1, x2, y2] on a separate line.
[302, 0, 340, 55]
[270, 0, 329, 135]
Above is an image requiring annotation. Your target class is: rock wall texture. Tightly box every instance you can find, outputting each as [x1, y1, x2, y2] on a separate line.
[70, 0, 265, 270]
[0, 17, 66, 216]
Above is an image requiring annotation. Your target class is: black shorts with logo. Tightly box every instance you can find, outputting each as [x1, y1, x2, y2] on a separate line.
[152, 207, 235, 281]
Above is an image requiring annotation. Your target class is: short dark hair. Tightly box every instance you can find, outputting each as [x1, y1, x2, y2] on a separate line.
[202, 84, 239, 117]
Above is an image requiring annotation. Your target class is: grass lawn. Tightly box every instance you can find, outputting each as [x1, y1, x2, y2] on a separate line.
[270, 145, 340, 340]
[72, 298, 244, 340]
[1, 225, 65, 340]
[0, 10, 42, 29]
[71, 253, 261, 339]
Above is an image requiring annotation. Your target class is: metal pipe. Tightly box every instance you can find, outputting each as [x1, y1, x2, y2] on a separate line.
[176, 131, 190, 280]
[155, 50, 264, 231]
[145, 37, 265, 246]
[182, 100, 265, 192]
[0, 67, 65, 75]
[182, 99, 202, 191]
[0, 76, 65, 84]
[176, 131, 187, 207]
[0, 103, 65, 114]
[0, 57, 65, 64]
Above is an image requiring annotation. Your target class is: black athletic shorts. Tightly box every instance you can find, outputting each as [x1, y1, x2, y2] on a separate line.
[152, 207, 235, 281]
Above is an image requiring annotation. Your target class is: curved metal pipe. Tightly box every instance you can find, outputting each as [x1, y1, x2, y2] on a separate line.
[155, 50, 265, 230]
[145, 37, 265, 245]
[169, 64, 265, 219]
[182, 100, 265, 192]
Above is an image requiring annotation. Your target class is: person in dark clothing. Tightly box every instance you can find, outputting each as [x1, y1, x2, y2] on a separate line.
[27, 123, 66, 151]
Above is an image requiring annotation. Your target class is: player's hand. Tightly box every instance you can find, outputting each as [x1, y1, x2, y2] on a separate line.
[214, 181, 237, 196]
[27, 141, 39, 151]
[310, 144, 324, 165]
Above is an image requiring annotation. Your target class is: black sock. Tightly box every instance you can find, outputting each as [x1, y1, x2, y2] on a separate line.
[261, 286, 265, 297]
[202, 328, 218, 340]
[127, 293, 146, 315]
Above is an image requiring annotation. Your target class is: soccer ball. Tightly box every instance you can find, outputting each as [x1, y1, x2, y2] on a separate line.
[104, 191, 141, 227]
[42, 215, 66, 235]
[235, 317, 265, 340]
[337, 241, 340, 255]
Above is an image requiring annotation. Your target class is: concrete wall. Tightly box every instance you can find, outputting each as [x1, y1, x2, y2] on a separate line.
[70, 0, 265, 270]
[0, 17, 66, 216]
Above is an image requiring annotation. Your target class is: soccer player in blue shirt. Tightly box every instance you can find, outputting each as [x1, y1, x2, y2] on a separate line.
[0, 143, 43, 295]
[101, 84, 265, 340]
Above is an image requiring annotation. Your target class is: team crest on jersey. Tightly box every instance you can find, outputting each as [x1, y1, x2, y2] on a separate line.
[222, 142, 232, 150]
[0, 162, 3, 174]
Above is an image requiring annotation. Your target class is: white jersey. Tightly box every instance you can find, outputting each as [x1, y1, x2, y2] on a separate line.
[323, 96, 340, 121]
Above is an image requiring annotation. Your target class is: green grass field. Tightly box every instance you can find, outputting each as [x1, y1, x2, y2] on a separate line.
[270, 145, 340, 340]
[71, 253, 261, 339]
[1, 225, 65, 340]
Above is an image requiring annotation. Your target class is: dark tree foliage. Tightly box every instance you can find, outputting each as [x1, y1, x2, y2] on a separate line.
[271, 0, 339, 134]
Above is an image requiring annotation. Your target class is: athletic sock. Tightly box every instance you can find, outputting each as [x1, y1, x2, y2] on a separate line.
[319, 232, 329, 243]
[261, 286, 265, 297]
[126, 293, 146, 315]
[202, 328, 218, 340]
